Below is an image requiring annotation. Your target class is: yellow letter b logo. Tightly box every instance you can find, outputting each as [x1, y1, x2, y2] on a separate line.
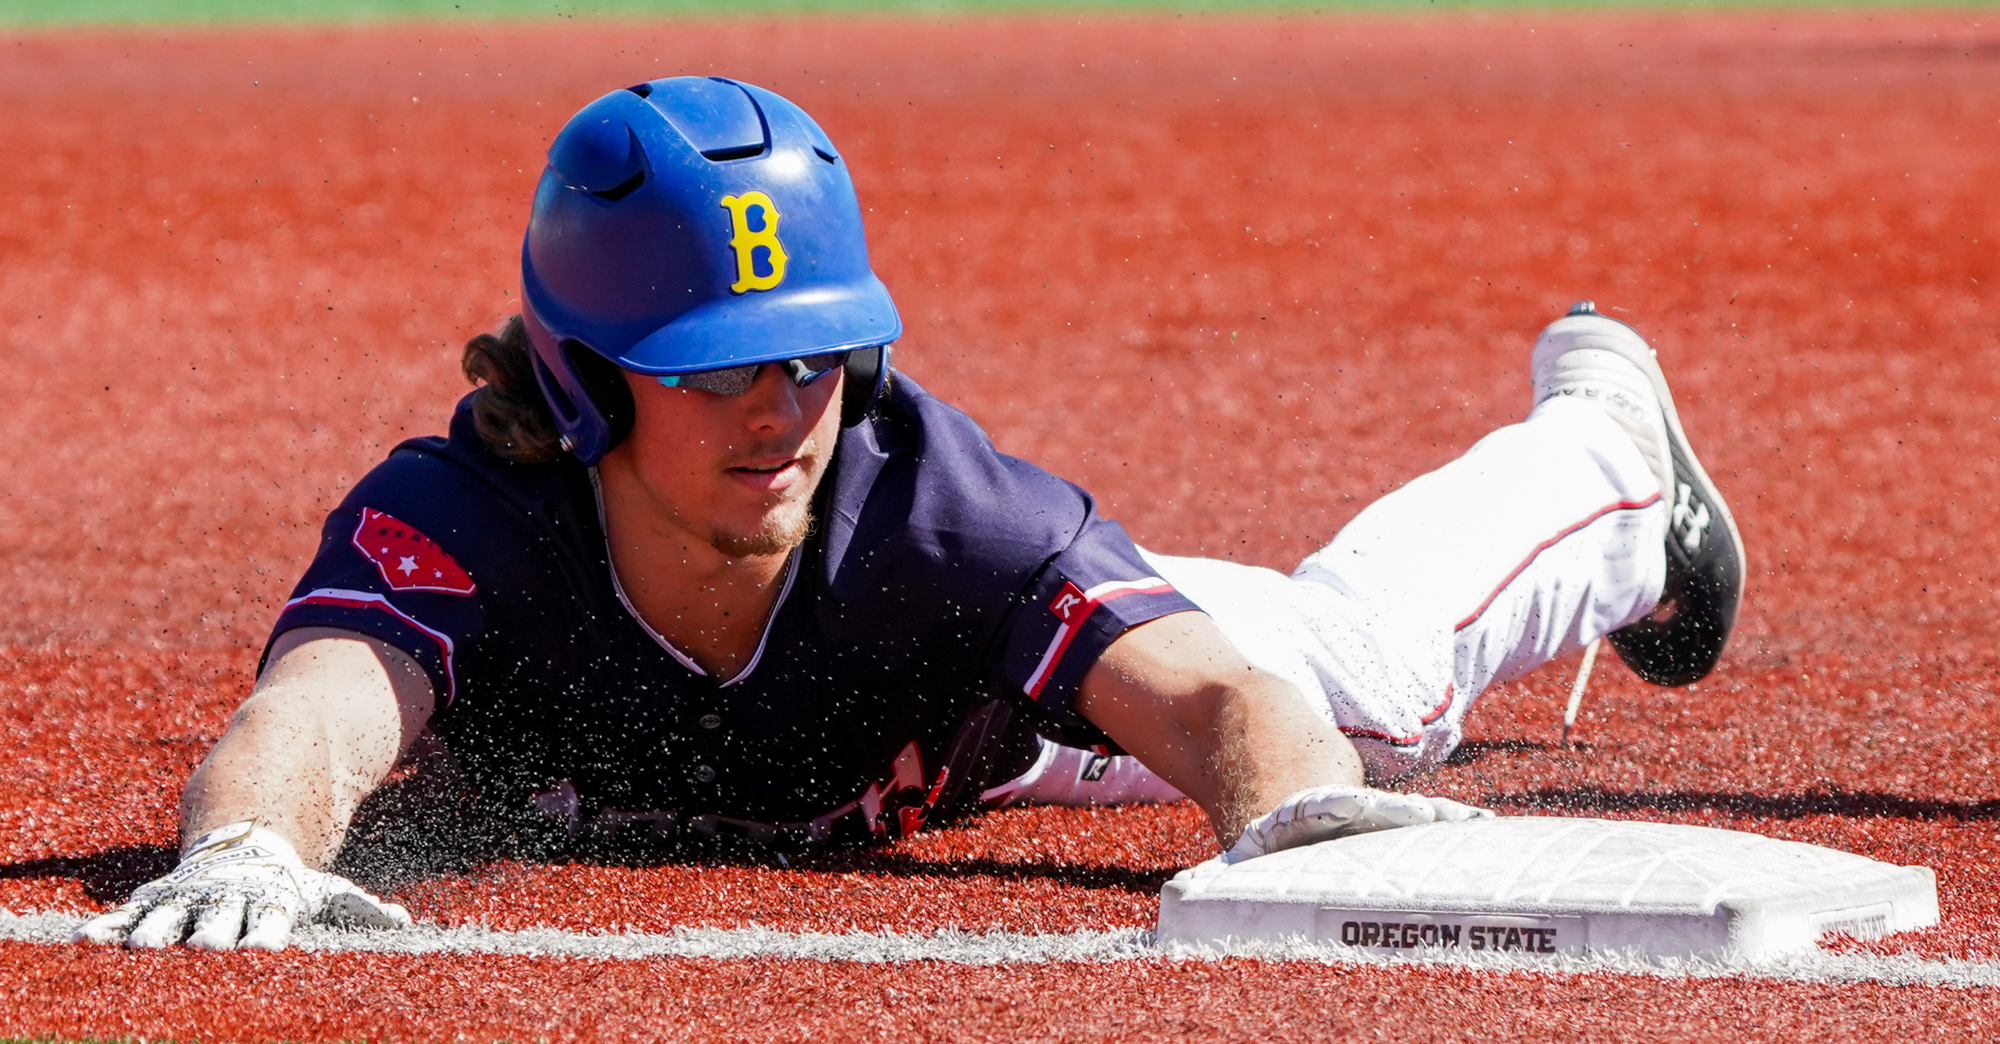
[720, 191, 789, 294]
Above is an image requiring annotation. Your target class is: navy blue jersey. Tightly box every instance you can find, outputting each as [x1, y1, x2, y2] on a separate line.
[265, 376, 1197, 845]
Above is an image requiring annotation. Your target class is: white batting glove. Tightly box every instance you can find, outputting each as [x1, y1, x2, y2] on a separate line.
[1224, 785, 1494, 864]
[70, 822, 411, 951]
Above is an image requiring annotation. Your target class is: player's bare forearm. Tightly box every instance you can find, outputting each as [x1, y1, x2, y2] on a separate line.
[180, 628, 433, 868]
[1076, 612, 1365, 846]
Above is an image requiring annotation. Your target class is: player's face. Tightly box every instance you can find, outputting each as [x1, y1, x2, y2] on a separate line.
[610, 361, 843, 558]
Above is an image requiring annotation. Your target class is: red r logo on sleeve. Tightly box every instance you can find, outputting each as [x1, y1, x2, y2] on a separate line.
[1049, 581, 1088, 624]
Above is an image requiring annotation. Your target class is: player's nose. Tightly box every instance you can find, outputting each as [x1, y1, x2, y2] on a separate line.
[738, 361, 827, 433]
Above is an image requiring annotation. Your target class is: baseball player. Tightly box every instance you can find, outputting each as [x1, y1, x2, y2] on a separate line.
[75, 77, 1742, 951]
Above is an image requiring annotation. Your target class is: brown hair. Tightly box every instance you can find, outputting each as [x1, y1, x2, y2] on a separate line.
[461, 315, 563, 464]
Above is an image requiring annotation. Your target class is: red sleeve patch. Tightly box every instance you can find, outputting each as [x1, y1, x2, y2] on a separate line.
[1049, 580, 1089, 623]
[350, 507, 477, 595]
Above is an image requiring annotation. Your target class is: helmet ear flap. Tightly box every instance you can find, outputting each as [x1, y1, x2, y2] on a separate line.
[524, 322, 636, 466]
[564, 342, 636, 450]
[840, 345, 890, 428]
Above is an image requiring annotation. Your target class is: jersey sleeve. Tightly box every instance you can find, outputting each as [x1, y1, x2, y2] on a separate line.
[825, 376, 1205, 749]
[260, 449, 492, 708]
[990, 516, 1200, 742]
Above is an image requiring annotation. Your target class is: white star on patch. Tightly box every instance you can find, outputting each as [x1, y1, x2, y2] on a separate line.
[397, 555, 419, 576]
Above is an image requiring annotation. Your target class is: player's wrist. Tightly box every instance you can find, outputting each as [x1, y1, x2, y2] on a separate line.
[179, 821, 306, 867]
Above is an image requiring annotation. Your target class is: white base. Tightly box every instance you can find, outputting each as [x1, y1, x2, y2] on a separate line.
[1157, 817, 1938, 963]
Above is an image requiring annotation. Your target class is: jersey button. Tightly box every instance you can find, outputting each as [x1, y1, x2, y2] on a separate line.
[698, 713, 722, 730]
[692, 764, 717, 783]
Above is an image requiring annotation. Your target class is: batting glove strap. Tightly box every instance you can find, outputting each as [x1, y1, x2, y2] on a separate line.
[71, 822, 411, 951]
[1224, 786, 1495, 864]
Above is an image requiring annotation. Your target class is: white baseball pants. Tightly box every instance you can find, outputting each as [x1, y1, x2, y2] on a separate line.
[992, 395, 1668, 803]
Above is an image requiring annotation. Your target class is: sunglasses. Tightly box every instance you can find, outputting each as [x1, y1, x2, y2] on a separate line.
[655, 352, 849, 396]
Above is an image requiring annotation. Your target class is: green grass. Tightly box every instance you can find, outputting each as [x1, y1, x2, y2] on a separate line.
[0, 0, 1982, 28]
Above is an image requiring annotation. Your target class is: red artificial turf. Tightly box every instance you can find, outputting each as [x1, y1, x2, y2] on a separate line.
[2, 9, 1998, 1040]
[8, 944, 2000, 1044]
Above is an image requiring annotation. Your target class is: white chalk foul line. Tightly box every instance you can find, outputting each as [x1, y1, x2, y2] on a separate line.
[7, 910, 2000, 988]
[4, 910, 1153, 964]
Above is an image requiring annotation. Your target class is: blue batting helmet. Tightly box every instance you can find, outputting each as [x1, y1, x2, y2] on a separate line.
[521, 76, 901, 464]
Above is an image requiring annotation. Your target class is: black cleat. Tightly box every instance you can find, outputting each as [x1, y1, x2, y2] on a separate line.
[1531, 301, 1746, 687]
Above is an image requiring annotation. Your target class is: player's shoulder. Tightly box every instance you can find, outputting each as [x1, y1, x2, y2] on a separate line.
[331, 393, 594, 577]
[832, 375, 1096, 558]
[361, 393, 578, 499]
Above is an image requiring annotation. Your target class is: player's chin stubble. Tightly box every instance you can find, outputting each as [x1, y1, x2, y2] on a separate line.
[709, 503, 813, 558]
[707, 437, 823, 557]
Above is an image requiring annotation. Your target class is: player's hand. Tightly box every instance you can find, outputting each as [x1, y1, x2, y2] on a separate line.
[70, 822, 411, 951]
[1224, 785, 1493, 864]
